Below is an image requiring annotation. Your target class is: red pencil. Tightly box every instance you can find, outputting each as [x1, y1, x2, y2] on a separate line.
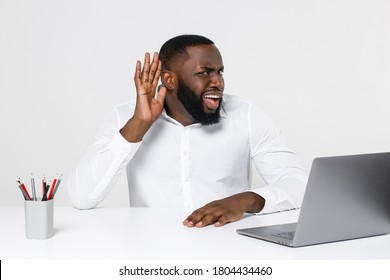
[17, 178, 32, 200]
[47, 178, 57, 200]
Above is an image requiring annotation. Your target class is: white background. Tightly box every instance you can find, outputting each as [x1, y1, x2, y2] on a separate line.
[1, 0, 389, 207]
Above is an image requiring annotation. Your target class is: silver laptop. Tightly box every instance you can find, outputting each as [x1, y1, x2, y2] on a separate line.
[237, 152, 390, 247]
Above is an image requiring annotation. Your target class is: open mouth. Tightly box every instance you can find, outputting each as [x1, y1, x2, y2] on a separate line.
[203, 92, 223, 110]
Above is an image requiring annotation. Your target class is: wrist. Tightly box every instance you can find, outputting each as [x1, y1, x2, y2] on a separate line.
[120, 117, 152, 143]
[242, 192, 265, 213]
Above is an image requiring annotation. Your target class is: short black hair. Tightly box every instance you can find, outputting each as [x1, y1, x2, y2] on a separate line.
[159, 34, 214, 70]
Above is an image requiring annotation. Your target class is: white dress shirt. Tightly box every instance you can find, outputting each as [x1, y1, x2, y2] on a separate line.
[68, 94, 307, 214]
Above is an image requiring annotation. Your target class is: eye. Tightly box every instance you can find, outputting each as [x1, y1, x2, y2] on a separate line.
[218, 69, 224, 76]
[197, 70, 210, 75]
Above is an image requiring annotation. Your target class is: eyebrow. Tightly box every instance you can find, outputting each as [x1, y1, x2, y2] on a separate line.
[198, 66, 224, 71]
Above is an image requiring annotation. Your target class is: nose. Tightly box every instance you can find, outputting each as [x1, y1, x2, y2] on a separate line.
[209, 72, 224, 90]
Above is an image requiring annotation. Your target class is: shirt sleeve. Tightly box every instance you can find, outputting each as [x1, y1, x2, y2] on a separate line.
[68, 106, 141, 209]
[247, 102, 308, 214]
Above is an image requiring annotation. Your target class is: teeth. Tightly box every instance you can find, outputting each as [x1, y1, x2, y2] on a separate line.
[204, 95, 221, 99]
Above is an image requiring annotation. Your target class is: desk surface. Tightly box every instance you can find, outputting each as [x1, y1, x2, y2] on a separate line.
[1, 207, 389, 260]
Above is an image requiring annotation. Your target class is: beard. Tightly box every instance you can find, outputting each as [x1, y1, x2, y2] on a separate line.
[177, 80, 222, 125]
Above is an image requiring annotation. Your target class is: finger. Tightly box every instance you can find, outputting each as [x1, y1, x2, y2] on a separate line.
[134, 60, 141, 86]
[151, 60, 162, 90]
[214, 215, 230, 227]
[215, 211, 243, 227]
[183, 210, 199, 227]
[184, 209, 219, 228]
[141, 52, 151, 83]
[183, 219, 195, 227]
[148, 52, 160, 83]
[183, 210, 204, 227]
[195, 213, 220, 228]
[155, 85, 166, 105]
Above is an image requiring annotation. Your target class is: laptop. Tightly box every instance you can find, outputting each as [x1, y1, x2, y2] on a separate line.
[237, 152, 390, 247]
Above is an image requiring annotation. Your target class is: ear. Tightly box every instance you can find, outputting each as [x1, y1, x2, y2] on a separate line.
[161, 71, 177, 91]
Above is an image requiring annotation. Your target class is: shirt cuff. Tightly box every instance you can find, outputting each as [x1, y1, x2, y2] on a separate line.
[249, 188, 278, 214]
[249, 177, 305, 214]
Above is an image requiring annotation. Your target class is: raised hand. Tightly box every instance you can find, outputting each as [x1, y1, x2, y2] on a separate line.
[120, 52, 167, 142]
[133, 52, 166, 123]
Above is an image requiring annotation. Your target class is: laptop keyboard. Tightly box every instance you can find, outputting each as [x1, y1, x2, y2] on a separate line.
[271, 231, 295, 241]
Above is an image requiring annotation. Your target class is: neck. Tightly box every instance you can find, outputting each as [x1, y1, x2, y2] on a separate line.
[164, 94, 195, 126]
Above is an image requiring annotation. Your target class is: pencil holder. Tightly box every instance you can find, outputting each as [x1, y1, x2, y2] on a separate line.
[24, 199, 54, 239]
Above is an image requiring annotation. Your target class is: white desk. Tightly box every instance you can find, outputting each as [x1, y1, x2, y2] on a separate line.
[1, 207, 389, 260]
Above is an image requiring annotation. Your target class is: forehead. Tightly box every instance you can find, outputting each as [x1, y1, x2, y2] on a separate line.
[182, 44, 223, 69]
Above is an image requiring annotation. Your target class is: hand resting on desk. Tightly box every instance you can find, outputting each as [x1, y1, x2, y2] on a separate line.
[183, 192, 265, 227]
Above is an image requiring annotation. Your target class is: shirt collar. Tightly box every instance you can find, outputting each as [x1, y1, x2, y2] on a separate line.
[220, 104, 228, 119]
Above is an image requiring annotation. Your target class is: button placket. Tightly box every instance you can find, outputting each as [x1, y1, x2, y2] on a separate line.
[181, 127, 192, 209]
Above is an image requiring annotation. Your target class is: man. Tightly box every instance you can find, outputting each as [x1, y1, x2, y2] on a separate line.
[68, 35, 307, 228]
